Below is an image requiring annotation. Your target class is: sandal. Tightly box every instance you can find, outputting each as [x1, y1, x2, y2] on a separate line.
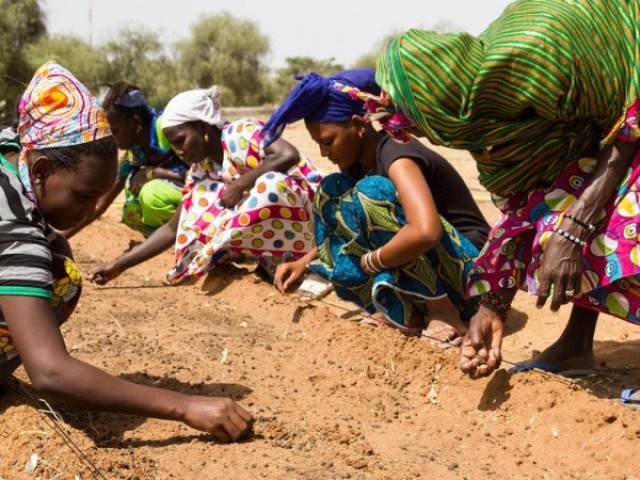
[358, 315, 424, 337]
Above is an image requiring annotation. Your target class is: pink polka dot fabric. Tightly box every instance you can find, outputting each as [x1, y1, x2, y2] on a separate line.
[167, 118, 322, 283]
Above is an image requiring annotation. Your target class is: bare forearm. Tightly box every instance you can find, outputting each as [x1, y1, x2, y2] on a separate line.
[570, 140, 637, 222]
[31, 356, 187, 421]
[376, 224, 441, 268]
[116, 223, 176, 271]
[149, 167, 184, 183]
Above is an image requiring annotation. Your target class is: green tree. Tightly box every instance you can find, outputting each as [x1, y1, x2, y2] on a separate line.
[175, 12, 271, 107]
[0, 0, 47, 124]
[271, 56, 344, 104]
[24, 34, 107, 93]
[101, 27, 183, 108]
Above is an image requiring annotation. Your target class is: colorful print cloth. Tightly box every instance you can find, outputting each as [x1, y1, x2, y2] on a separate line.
[468, 102, 640, 322]
[310, 173, 480, 327]
[18, 61, 110, 151]
[167, 118, 322, 283]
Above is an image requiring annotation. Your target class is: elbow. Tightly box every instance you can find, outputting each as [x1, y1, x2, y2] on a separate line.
[415, 224, 443, 252]
[26, 358, 72, 397]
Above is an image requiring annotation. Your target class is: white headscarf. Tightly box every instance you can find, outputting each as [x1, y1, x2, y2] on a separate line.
[161, 86, 225, 129]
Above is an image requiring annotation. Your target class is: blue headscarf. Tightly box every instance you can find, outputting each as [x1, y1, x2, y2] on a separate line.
[262, 68, 381, 147]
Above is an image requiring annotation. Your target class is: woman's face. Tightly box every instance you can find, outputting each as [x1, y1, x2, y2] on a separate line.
[305, 120, 362, 172]
[162, 123, 209, 166]
[107, 112, 139, 150]
[32, 153, 117, 230]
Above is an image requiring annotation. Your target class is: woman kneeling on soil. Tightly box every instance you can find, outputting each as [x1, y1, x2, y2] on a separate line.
[64, 82, 187, 239]
[375, 0, 640, 378]
[270, 69, 489, 345]
[90, 86, 322, 285]
[0, 61, 252, 442]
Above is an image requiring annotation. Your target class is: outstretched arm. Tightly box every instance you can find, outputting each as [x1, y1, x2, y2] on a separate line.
[3, 295, 253, 441]
[90, 205, 181, 285]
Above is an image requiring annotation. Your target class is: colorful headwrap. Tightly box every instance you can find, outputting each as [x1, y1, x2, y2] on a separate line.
[261, 69, 383, 147]
[333, 83, 414, 143]
[17, 61, 111, 151]
[161, 86, 225, 130]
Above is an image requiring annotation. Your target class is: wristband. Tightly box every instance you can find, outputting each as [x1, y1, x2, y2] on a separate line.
[375, 248, 388, 270]
[145, 168, 155, 180]
[552, 225, 587, 247]
[564, 212, 596, 233]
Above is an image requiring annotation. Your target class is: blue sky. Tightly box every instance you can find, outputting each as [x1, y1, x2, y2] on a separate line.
[45, 1, 514, 68]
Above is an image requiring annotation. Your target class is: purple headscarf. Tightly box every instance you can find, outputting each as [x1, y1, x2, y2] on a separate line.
[262, 68, 381, 147]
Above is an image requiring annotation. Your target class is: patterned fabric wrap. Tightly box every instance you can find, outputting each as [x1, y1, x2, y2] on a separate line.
[167, 118, 323, 282]
[376, 0, 640, 194]
[17, 61, 110, 151]
[334, 83, 413, 143]
[469, 102, 640, 323]
[310, 173, 480, 327]
[0, 254, 82, 364]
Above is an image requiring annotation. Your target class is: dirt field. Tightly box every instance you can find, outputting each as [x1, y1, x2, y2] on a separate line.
[2, 122, 640, 479]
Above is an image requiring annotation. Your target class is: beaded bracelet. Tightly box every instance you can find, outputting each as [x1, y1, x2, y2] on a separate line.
[564, 212, 596, 233]
[552, 226, 587, 247]
[480, 291, 511, 322]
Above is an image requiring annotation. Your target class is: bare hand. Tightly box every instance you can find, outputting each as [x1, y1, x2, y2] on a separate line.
[129, 169, 149, 195]
[181, 396, 254, 442]
[460, 306, 504, 378]
[89, 261, 124, 285]
[536, 226, 583, 311]
[274, 260, 307, 294]
[220, 179, 247, 208]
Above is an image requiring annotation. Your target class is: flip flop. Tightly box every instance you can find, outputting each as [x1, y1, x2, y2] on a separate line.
[358, 316, 424, 337]
[509, 361, 597, 378]
[620, 388, 640, 410]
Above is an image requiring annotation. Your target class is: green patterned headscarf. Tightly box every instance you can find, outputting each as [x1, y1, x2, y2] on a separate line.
[377, 0, 640, 194]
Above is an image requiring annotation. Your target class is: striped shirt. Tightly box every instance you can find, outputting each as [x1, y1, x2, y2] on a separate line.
[0, 159, 52, 300]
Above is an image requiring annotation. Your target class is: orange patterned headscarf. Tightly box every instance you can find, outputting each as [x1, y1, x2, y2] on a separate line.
[17, 61, 111, 151]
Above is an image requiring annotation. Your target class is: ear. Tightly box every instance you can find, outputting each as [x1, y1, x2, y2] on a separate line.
[350, 114, 367, 130]
[29, 154, 55, 184]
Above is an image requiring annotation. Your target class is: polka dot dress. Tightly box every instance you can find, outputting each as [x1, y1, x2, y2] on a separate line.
[167, 118, 322, 283]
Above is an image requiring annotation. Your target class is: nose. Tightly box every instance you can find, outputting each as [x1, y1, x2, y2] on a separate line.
[319, 145, 330, 158]
[81, 198, 98, 220]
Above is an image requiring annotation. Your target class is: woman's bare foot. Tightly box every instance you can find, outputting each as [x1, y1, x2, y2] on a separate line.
[515, 305, 599, 371]
[423, 296, 467, 348]
[358, 311, 424, 336]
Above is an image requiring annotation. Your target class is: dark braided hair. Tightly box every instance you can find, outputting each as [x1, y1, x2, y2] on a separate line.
[102, 81, 153, 125]
[33, 136, 117, 170]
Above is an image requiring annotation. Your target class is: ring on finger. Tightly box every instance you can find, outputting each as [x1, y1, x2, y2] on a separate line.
[564, 288, 576, 297]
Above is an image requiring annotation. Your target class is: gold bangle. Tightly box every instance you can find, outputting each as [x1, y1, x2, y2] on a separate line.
[145, 168, 155, 180]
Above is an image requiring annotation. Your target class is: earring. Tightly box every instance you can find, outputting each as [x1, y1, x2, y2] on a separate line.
[357, 128, 364, 138]
[204, 133, 209, 142]
[136, 125, 142, 133]
[33, 177, 42, 185]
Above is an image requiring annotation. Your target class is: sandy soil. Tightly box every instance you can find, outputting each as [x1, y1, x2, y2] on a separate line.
[2, 122, 640, 479]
